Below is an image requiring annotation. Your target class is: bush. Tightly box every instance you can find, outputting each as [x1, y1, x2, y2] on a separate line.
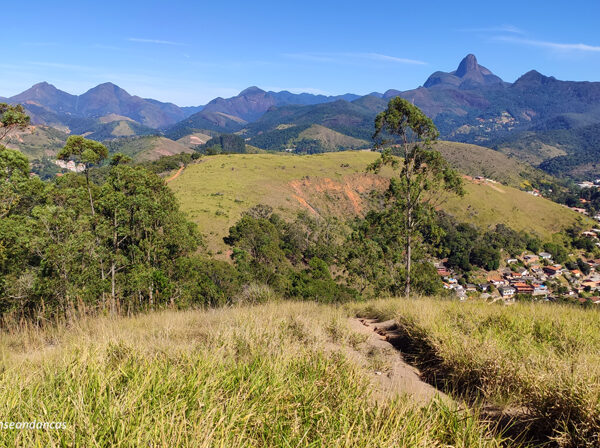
[174, 257, 242, 307]
[234, 283, 279, 305]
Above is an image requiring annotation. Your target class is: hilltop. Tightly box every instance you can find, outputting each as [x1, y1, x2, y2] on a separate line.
[169, 151, 587, 252]
[104, 136, 194, 162]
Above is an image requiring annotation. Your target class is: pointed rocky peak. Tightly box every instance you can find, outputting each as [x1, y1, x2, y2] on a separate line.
[455, 54, 479, 78]
[424, 54, 503, 89]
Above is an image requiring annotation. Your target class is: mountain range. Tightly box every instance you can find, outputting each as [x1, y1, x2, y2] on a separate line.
[4, 54, 600, 178]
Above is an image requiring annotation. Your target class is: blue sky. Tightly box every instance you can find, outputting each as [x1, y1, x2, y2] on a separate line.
[2, 0, 600, 105]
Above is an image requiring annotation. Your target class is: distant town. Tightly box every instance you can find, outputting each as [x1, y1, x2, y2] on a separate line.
[438, 228, 600, 305]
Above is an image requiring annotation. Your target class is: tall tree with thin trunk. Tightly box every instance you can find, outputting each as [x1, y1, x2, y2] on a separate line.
[57, 136, 108, 216]
[370, 97, 463, 297]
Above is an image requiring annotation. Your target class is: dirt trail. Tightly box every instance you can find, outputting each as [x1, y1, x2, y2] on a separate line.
[353, 317, 537, 444]
[347, 317, 449, 405]
[165, 166, 184, 183]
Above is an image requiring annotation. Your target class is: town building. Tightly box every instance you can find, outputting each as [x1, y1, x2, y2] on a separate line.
[499, 286, 516, 298]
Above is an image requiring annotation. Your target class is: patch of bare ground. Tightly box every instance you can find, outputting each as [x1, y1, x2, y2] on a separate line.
[165, 165, 184, 183]
[344, 317, 449, 405]
[354, 317, 546, 446]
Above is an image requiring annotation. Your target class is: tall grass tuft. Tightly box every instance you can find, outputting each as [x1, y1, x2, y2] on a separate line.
[351, 297, 600, 447]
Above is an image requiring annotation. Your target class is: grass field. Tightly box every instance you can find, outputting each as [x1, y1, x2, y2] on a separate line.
[106, 136, 194, 162]
[297, 124, 370, 150]
[351, 297, 600, 447]
[169, 150, 589, 252]
[0, 302, 506, 447]
[434, 141, 548, 188]
[443, 181, 585, 237]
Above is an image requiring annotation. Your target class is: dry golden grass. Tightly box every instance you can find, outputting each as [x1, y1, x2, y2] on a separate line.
[169, 152, 589, 253]
[0, 301, 506, 447]
[350, 297, 600, 447]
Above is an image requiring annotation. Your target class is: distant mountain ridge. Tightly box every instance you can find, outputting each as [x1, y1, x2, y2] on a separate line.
[6, 53, 600, 179]
[7, 82, 188, 129]
[3, 82, 365, 134]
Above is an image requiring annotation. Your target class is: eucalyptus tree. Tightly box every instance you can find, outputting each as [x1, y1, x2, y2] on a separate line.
[370, 97, 463, 297]
[57, 136, 108, 215]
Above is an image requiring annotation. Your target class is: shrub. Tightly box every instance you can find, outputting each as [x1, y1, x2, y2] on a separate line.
[234, 283, 279, 305]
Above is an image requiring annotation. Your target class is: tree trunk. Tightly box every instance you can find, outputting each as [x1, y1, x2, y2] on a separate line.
[111, 211, 117, 314]
[405, 231, 411, 298]
[111, 262, 116, 314]
[85, 169, 95, 216]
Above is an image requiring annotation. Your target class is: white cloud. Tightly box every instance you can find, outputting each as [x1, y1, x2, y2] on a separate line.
[283, 52, 426, 65]
[357, 53, 427, 65]
[459, 25, 524, 34]
[128, 38, 183, 46]
[496, 36, 600, 52]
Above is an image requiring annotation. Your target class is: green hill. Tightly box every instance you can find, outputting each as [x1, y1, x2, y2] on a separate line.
[297, 124, 369, 150]
[3, 125, 68, 159]
[247, 123, 370, 152]
[433, 141, 553, 188]
[176, 132, 213, 148]
[165, 111, 247, 140]
[169, 151, 589, 252]
[105, 136, 193, 162]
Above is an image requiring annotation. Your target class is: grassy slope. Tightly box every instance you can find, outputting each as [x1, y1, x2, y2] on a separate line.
[443, 181, 583, 239]
[170, 151, 588, 252]
[3, 125, 68, 159]
[176, 132, 212, 148]
[298, 124, 370, 149]
[110, 120, 136, 137]
[435, 141, 543, 188]
[107, 136, 193, 162]
[351, 297, 600, 446]
[0, 302, 505, 447]
[170, 151, 383, 252]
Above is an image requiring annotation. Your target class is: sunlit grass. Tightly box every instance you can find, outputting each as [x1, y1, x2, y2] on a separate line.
[350, 297, 600, 446]
[0, 302, 506, 447]
[169, 152, 587, 254]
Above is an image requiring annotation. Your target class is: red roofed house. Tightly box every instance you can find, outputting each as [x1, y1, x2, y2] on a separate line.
[543, 266, 562, 277]
[513, 282, 534, 294]
[437, 268, 451, 277]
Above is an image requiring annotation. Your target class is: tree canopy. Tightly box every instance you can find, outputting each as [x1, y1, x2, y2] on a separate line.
[0, 103, 30, 142]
